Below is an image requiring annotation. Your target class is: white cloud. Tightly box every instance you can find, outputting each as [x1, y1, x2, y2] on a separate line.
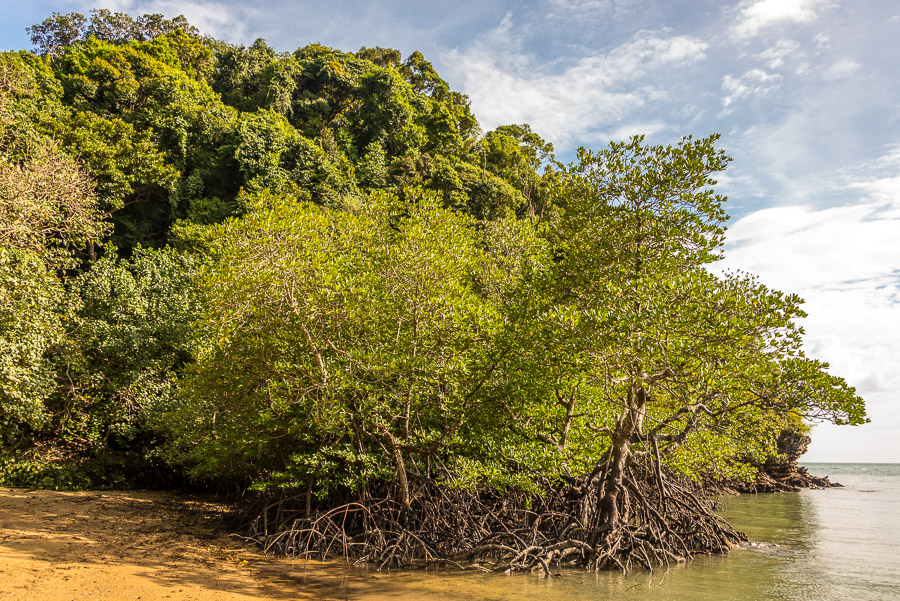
[732, 0, 831, 39]
[548, 0, 613, 11]
[604, 120, 668, 140]
[546, 0, 644, 20]
[725, 67, 889, 208]
[720, 68, 781, 114]
[724, 202, 899, 292]
[822, 58, 862, 80]
[756, 39, 801, 69]
[720, 147, 900, 461]
[446, 21, 708, 144]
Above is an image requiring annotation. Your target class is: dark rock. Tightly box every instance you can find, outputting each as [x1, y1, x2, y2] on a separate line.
[717, 428, 841, 493]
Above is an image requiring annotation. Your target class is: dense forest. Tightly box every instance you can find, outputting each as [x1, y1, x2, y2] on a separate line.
[1, 9, 865, 572]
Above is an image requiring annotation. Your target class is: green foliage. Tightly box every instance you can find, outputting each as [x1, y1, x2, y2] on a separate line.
[482, 124, 558, 217]
[453, 160, 523, 220]
[27, 9, 199, 57]
[34, 33, 238, 249]
[54, 247, 201, 459]
[0, 447, 133, 490]
[0, 10, 867, 497]
[233, 109, 299, 187]
[49, 110, 180, 249]
[0, 143, 107, 263]
[0, 76, 105, 453]
[55, 34, 233, 162]
[352, 67, 425, 156]
[0, 244, 200, 488]
[0, 248, 62, 440]
[356, 141, 389, 190]
[0, 52, 68, 157]
[170, 189, 513, 493]
[356, 46, 402, 69]
[233, 109, 358, 206]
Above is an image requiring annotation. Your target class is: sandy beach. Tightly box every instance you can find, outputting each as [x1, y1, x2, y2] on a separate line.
[0, 487, 460, 600]
[0, 487, 306, 600]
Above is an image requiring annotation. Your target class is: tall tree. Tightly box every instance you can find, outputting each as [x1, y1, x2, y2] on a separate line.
[535, 135, 864, 565]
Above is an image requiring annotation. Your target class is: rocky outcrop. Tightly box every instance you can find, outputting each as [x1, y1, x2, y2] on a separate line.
[723, 429, 840, 493]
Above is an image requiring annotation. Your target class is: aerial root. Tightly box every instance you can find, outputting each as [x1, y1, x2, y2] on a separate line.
[238, 470, 746, 574]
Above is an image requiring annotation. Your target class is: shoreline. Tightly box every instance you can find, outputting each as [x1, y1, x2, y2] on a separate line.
[0, 476, 849, 600]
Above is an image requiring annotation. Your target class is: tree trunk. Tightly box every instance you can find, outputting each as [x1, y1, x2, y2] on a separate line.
[392, 443, 411, 507]
[595, 385, 648, 532]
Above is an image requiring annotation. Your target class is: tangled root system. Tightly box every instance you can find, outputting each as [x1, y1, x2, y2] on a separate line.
[237, 466, 745, 574]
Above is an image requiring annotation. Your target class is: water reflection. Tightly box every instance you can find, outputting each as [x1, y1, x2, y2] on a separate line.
[720, 489, 819, 548]
[256, 465, 900, 601]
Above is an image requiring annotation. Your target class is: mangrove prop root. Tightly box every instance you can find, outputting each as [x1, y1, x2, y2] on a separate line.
[237, 469, 746, 574]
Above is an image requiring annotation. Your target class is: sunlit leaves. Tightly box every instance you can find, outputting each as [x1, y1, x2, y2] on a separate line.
[174, 189, 508, 491]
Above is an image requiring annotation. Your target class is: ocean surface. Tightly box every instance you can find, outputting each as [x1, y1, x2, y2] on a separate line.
[267, 463, 900, 600]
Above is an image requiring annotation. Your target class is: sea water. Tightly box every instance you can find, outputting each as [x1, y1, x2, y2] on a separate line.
[269, 464, 900, 601]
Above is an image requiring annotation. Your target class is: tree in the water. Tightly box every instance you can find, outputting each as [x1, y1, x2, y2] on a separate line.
[523, 135, 866, 568]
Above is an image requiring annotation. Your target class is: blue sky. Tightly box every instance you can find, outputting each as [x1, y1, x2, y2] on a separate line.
[2, 0, 898, 462]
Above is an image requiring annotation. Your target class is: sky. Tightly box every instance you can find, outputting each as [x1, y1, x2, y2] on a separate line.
[2, 0, 898, 462]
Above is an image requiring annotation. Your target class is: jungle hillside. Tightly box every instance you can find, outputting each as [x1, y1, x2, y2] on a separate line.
[0, 9, 866, 573]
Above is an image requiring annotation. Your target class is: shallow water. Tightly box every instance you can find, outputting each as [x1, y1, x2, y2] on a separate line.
[261, 464, 900, 600]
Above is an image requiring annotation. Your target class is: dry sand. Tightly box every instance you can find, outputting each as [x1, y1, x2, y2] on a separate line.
[0, 487, 297, 600]
[0, 487, 434, 600]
